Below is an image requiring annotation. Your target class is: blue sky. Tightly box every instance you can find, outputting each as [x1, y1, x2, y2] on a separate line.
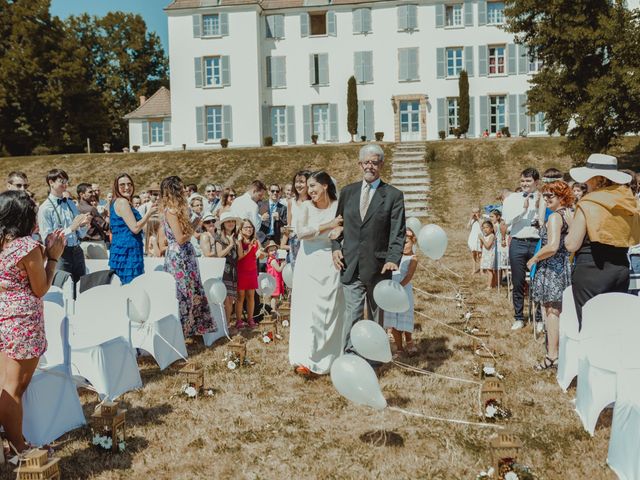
[51, 0, 169, 52]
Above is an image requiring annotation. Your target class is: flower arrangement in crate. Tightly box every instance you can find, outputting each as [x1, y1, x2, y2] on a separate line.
[176, 363, 214, 398]
[481, 379, 511, 421]
[90, 401, 126, 453]
[225, 335, 252, 369]
[261, 314, 282, 343]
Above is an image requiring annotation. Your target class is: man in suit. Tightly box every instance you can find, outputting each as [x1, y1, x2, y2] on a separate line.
[258, 183, 288, 246]
[331, 144, 406, 344]
[77, 182, 110, 257]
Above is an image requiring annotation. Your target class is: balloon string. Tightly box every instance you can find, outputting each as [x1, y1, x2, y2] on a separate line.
[412, 286, 458, 301]
[388, 406, 504, 429]
[392, 360, 482, 386]
[417, 262, 461, 291]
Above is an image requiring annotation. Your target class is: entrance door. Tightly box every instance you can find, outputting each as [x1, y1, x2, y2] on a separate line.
[399, 100, 420, 141]
[271, 107, 287, 145]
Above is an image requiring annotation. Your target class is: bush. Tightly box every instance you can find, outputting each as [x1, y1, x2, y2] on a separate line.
[438, 130, 446, 140]
[182, 143, 187, 150]
[425, 148, 437, 163]
[32, 145, 52, 156]
[501, 126, 511, 137]
[264, 136, 273, 147]
[311, 134, 318, 144]
[220, 138, 229, 148]
[360, 135, 367, 142]
[132, 145, 140, 152]
[453, 127, 462, 139]
[375, 132, 384, 141]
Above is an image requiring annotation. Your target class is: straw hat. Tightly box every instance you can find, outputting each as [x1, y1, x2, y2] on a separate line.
[570, 154, 631, 185]
[264, 240, 278, 250]
[147, 181, 161, 193]
[217, 211, 241, 228]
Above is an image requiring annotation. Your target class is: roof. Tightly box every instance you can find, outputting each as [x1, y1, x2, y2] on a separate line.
[123, 87, 171, 120]
[165, 0, 388, 11]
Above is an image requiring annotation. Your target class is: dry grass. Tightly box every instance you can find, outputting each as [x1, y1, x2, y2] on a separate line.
[3, 137, 640, 480]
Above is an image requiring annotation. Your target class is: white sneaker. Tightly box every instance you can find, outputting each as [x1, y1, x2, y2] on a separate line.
[510, 320, 525, 331]
[536, 322, 545, 334]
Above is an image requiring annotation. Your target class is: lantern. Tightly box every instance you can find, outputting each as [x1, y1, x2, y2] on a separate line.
[261, 314, 278, 342]
[228, 335, 247, 365]
[90, 401, 127, 453]
[490, 432, 522, 473]
[13, 450, 60, 480]
[481, 378, 506, 406]
[472, 331, 492, 354]
[277, 305, 291, 324]
[179, 363, 204, 392]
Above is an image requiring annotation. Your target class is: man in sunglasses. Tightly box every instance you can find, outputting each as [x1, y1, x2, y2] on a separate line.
[5, 171, 29, 192]
[258, 183, 288, 246]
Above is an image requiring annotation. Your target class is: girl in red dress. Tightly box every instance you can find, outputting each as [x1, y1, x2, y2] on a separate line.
[236, 219, 264, 329]
[265, 240, 285, 311]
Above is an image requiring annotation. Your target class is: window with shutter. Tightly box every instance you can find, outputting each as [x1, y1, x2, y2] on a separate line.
[488, 45, 506, 75]
[267, 56, 286, 88]
[447, 98, 460, 135]
[310, 12, 327, 35]
[353, 8, 372, 34]
[354, 51, 373, 84]
[445, 4, 463, 27]
[310, 54, 329, 86]
[398, 4, 418, 31]
[266, 15, 285, 39]
[446, 47, 463, 77]
[203, 56, 222, 87]
[202, 14, 220, 36]
[150, 120, 164, 144]
[205, 106, 223, 141]
[487, 1, 505, 25]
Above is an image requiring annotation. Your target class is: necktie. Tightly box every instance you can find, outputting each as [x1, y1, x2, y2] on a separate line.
[269, 202, 277, 235]
[57, 197, 68, 205]
[360, 183, 371, 220]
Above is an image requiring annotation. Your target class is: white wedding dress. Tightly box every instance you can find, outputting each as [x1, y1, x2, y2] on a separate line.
[289, 200, 346, 374]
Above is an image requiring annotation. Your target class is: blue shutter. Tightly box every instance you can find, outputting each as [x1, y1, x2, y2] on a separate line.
[409, 48, 418, 80]
[303, 105, 311, 144]
[468, 96, 476, 137]
[437, 98, 445, 134]
[354, 52, 363, 83]
[278, 57, 286, 88]
[319, 53, 329, 85]
[362, 8, 372, 32]
[479, 96, 489, 134]
[364, 100, 374, 140]
[262, 105, 271, 139]
[222, 106, 232, 141]
[436, 48, 445, 79]
[478, 1, 487, 25]
[435, 3, 444, 28]
[194, 57, 202, 88]
[465, 46, 474, 76]
[266, 57, 273, 87]
[309, 54, 316, 85]
[398, 5, 407, 30]
[220, 13, 229, 36]
[300, 13, 309, 37]
[518, 44, 528, 74]
[266, 16, 275, 38]
[221, 56, 230, 86]
[192, 15, 201, 38]
[353, 8, 362, 33]
[141, 121, 149, 146]
[195, 107, 204, 144]
[163, 118, 171, 145]
[329, 104, 338, 141]
[357, 100, 365, 136]
[507, 44, 517, 75]
[508, 95, 517, 133]
[465, 0, 474, 26]
[275, 15, 285, 38]
[398, 48, 408, 81]
[519, 94, 528, 135]
[478, 45, 488, 76]
[365, 51, 373, 82]
[408, 4, 418, 29]
[327, 11, 337, 36]
[286, 106, 296, 145]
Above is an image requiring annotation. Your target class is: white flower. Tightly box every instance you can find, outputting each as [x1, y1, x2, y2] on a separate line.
[262, 335, 271, 343]
[487, 467, 495, 476]
[227, 360, 237, 370]
[504, 472, 519, 480]
[118, 441, 126, 452]
[464, 312, 472, 320]
[282, 320, 289, 327]
[206, 389, 214, 396]
[483, 366, 496, 376]
[105, 437, 113, 449]
[485, 405, 497, 418]
[92, 434, 101, 445]
[184, 386, 197, 398]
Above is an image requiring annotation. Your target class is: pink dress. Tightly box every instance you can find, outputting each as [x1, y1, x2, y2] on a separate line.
[0, 237, 47, 360]
[237, 241, 258, 291]
[266, 254, 284, 297]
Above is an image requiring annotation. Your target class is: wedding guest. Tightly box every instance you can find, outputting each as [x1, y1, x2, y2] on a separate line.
[203, 184, 220, 214]
[77, 183, 109, 255]
[231, 180, 267, 231]
[258, 184, 287, 246]
[0, 190, 65, 453]
[132, 195, 142, 211]
[286, 170, 311, 268]
[159, 176, 216, 338]
[5, 171, 29, 192]
[189, 196, 205, 257]
[185, 183, 198, 202]
[383, 228, 418, 356]
[37, 169, 91, 284]
[572, 183, 588, 206]
[489, 209, 509, 273]
[217, 187, 237, 218]
[281, 183, 293, 205]
[527, 181, 574, 369]
[565, 154, 640, 328]
[265, 240, 285, 311]
[236, 218, 263, 329]
[110, 173, 157, 284]
[467, 207, 482, 274]
[215, 212, 240, 326]
[478, 220, 497, 289]
[199, 213, 218, 258]
[144, 215, 163, 257]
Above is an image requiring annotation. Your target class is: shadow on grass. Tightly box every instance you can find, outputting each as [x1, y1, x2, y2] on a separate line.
[398, 336, 453, 372]
[359, 430, 405, 447]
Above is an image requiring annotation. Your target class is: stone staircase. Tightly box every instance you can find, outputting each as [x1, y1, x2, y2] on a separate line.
[390, 142, 430, 218]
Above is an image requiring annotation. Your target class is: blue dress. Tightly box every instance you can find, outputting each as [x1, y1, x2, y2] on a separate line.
[109, 202, 144, 284]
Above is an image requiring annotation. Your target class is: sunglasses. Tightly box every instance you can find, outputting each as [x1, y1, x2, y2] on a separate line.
[229, 194, 236, 197]
[203, 220, 215, 225]
[11, 182, 29, 189]
[542, 193, 556, 199]
[271, 189, 280, 193]
[206, 190, 215, 193]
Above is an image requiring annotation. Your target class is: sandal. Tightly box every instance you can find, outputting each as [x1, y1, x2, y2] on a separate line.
[534, 355, 558, 371]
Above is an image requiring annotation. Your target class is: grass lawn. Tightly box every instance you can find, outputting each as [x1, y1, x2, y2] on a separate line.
[2, 136, 640, 479]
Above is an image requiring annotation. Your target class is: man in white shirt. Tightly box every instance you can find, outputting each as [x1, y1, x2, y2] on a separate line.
[230, 180, 267, 233]
[502, 167, 541, 330]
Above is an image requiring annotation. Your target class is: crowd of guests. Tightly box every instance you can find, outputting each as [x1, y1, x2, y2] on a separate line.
[467, 155, 640, 370]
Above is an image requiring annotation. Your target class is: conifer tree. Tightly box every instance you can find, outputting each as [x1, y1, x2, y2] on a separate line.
[347, 76, 358, 142]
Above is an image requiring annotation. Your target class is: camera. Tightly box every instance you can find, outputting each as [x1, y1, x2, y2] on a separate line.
[531, 218, 540, 228]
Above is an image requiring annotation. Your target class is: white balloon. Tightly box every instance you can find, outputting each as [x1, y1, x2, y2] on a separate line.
[282, 263, 294, 288]
[207, 279, 227, 304]
[330, 354, 387, 410]
[257, 272, 276, 297]
[126, 286, 150, 323]
[373, 279, 409, 313]
[406, 217, 422, 235]
[351, 320, 392, 363]
[418, 224, 448, 260]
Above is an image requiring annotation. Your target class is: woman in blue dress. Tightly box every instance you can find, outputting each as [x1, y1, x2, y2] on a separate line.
[109, 173, 157, 284]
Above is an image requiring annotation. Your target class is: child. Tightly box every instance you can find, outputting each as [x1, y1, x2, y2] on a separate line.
[467, 207, 482, 274]
[383, 228, 418, 356]
[236, 219, 265, 329]
[478, 220, 497, 289]
[144, 215, 163, 257]
[265, 240, 285, 311]
[489, 209, 509, 274]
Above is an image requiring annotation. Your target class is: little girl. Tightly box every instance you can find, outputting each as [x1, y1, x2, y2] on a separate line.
[383, 228, 418, 356]
[236, 219, 265, 329]
[144, 215, 163, 257]
[489, 209, 509, 274]
[478, 220, 497, 289]
[265, 240, 285, 311]
[467, 207, 482, 274]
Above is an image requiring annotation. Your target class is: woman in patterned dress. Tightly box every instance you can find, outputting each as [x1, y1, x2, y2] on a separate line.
[0, 191, 65, 453]
[158, 176, 216, 339]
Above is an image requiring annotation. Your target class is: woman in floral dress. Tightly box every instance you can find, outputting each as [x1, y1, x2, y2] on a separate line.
[159, 176, 216, 338]
[0, 191, 65, 453]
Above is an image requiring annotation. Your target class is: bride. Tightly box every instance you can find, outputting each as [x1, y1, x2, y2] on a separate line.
[288, 171, 346, 377]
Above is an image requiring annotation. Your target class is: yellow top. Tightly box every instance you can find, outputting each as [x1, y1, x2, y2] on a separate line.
[577, 185, 640, 247]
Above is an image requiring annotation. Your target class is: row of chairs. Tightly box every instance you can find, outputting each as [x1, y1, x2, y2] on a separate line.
[557, 288, 640, 480]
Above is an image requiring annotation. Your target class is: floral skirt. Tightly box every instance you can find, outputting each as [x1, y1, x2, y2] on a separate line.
[0, 313, 47, 360]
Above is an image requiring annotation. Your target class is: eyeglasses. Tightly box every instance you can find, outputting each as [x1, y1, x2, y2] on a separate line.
[360, 159, 382, 167]
[11, 182, 29, 189]
[203, 220, 215, 225]
[206, 190, 215, 193]
[56, 179, 69, 185]
[542, 193, 556, 199]
[229, 193, 236, 198]
[270, 189, 280, 193]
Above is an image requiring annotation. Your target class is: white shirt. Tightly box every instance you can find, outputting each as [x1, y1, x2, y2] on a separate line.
[361, 178, 381, 205]
[502, 191, 540, 239]
[230, 192, 260, 230]
[38, 193, 88, 246]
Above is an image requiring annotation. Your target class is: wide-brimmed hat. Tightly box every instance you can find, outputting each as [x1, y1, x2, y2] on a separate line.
[570, 154, 631, 185]
[217, 211, 241, 227]
[264, 240, 278, 250]
[202, 213, 216, 223]
[147, 181, 161, 193]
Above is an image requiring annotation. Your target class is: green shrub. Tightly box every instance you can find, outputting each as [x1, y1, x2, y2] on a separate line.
[438, 130, 446, 140]
[264, 136, 273, 147]
[220, 139, 229, 148]
[32, 145, 52, 156]
[375, 132, 384, 141]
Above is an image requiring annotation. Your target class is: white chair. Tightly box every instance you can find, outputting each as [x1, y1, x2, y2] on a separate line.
[575, 349, 617, 436]
[69, 285, 142, 400]
[202, 278, 230, 347]
[608, 369, 640, 480]
[557, 286, 580, 391]
[197, 257, 226, 283]
[81, 242, 109, 259]
[22, 302, 86, 446]
[84, 259, 110, 274]
[130, 272, 187, 369]
[143, 257, 165, 273]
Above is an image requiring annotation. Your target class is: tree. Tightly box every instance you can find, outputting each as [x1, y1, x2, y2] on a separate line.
[347, 76, 358, 141]
[458, 70, 470, 136]
[505, 0, 640, 157]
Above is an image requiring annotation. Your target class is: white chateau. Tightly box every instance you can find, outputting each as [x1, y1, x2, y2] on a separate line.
[126, 0, 572, 150]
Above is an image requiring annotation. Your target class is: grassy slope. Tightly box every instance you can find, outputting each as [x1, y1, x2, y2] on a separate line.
[2, 137, 639, 480]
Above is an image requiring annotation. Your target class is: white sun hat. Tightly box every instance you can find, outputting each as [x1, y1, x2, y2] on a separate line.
[216, 211, 241, 228]
[569, 153, 631, 185]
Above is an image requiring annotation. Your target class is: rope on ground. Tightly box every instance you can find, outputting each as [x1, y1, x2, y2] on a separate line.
[393, 360, 481, 386]
[412, 285, 458, 301]
[388, 406, 504, 429]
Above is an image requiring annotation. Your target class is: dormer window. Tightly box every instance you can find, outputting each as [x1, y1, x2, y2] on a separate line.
[310, 12, 327, 35]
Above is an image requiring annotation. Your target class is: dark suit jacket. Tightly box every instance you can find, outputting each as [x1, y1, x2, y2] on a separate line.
[257, 200, 288, 244]
[78, 199, 109, 241]
[331, 180, 406, 286]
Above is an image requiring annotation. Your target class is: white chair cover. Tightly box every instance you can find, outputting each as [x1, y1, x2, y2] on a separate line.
[557, 286, 580, 391]
[608, 369, 640, 480]
[22, 302, 86, 446]
[202, 278, 230, 347]
[143, 257, 165, 273]
[69, 285, 142, 400]
[198, 257, 226, 282]
[84, 259, 110, 274]
[129, 272, 188, 370]
[575, 352, 617, 436]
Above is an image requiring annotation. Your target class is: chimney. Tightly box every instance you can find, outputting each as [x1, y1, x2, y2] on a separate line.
[139, 96, 147, 106]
